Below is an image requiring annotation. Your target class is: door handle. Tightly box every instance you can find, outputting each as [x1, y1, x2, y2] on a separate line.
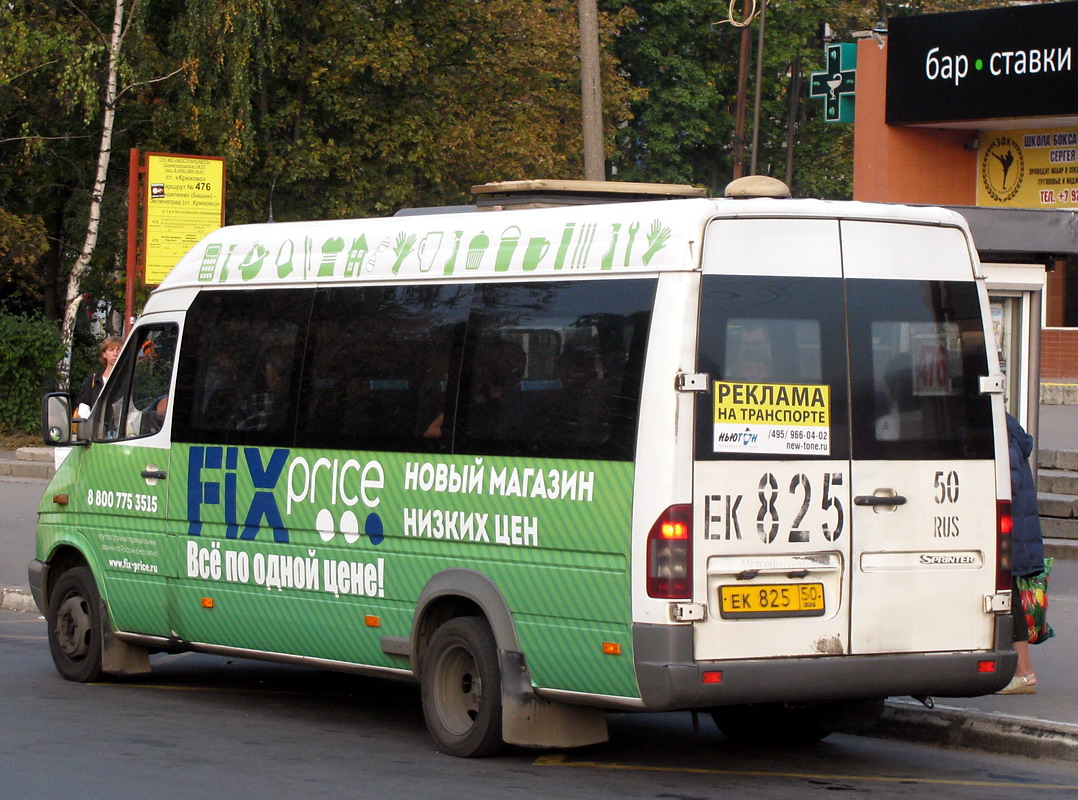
[141, 469, 168, 480]
[854, 494, 906, 507]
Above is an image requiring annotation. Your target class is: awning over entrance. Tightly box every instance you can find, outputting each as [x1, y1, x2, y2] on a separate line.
[944, 205, 1078, 264]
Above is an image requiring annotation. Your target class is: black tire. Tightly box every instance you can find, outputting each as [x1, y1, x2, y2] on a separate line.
[421, 616, 505, 757]
[46, 567, 105, 683]
[711, 703, 834, 744]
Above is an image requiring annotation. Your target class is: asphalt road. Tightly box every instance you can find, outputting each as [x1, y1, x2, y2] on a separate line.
[2, 607, 1076, 800]
[0, 475, 44, 590]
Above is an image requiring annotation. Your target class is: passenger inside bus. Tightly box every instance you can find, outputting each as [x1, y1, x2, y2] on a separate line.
[553, 344, 606, 444]
[461, 339, 527, 444]
[139, 394, 168, 436]
[728, 320, 774, 381]
[231, 351, 288, 432]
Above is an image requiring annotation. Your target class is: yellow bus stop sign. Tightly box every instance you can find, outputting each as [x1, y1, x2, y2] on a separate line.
[144, 153, 225, 284]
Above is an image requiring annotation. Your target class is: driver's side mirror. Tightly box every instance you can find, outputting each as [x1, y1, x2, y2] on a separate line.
[41, 392, 87, 447]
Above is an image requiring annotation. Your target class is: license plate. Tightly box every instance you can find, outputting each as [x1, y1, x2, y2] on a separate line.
[719, 583, 826, 619]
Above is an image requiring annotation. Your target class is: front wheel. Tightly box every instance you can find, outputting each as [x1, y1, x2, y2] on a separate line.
[421, 616, 505, 757]
[46, 566, 105, 683]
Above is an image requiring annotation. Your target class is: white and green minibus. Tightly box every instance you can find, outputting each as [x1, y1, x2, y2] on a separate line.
[35, 178, 1017, 756]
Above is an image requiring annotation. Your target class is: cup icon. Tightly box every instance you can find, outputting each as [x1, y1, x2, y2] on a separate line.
[495, 225, 522, 272]
[466, 232, 489, 270]
[521, 237, 550, 271]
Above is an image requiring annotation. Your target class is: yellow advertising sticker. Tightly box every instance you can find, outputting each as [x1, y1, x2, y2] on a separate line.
[713, 381, 831, 455]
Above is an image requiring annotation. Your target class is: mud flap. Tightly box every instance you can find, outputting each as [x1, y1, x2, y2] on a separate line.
[499, 651, 608, 749]
[100, 599, 151, 676]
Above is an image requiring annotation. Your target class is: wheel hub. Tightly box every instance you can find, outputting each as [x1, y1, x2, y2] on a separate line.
[437, 645, 483, 734]
[55, 595, 91, 660]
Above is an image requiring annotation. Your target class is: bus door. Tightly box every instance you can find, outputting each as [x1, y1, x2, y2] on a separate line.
[841, 221, 998, 654]
[78, 320, 179, 637]
[692, 219, 853, 660]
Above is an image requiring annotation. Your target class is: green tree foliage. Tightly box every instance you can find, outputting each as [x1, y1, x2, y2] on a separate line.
[149, 0, 641, 222]
[1, 0, 645, 427]
[0, 313, 64, 433]
[606, 0, 1015, 197]
[604, 0, 737, 192]
[0, 1, 165, 321]
[0, 208, 49, 303]
[0, 2, 87, 316]
[0, 0, 1033, 356]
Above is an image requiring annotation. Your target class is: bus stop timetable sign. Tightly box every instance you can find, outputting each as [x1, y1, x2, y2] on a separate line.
[144, 153, 225, 285]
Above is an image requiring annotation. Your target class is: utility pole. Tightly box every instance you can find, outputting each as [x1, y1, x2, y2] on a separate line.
[731, 1, 753, 180]
[749, 0, 766, 175]
[784, 55, 800, 187]
[578, 0, 605, 181]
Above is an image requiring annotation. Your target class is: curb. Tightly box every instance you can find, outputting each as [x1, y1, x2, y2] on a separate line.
[867, 699, 1078, 762]
[0, 587, 38, 614]
[1041, 383, 1078, 406]
[0, 461, 53, 480]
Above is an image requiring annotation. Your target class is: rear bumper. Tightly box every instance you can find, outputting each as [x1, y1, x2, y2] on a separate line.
[633, 617, 1017, 711]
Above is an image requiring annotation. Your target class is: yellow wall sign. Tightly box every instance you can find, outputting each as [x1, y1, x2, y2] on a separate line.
[712, 381, 831, 455]
[977, 127, 1078, 209]
[144, 153, 225, 284]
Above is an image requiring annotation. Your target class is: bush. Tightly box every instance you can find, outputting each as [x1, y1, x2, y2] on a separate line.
[0, 313, 64, 435]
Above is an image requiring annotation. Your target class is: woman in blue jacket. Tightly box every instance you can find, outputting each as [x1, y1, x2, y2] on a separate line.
[998, 413, 1045, 694]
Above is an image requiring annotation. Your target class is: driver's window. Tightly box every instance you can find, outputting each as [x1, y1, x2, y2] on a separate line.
[95, 324, 178, 441]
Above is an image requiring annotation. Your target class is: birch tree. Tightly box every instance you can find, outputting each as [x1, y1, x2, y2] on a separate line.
[56, 0, 126, 389]
[55, 0, 184, 389]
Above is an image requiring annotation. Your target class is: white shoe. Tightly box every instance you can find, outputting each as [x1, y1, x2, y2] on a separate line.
[996, 673, 1037, 694]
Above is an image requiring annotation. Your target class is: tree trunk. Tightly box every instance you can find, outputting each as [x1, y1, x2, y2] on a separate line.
[58, 0, 125, 390]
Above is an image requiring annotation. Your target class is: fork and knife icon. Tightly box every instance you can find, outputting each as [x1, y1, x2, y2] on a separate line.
[570, 220, 643, 269]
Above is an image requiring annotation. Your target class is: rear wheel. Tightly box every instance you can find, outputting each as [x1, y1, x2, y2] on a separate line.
[46, 567, 105, 683]
[421, 617, 505, 757]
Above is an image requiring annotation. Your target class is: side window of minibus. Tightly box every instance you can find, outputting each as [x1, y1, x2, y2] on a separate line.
[456, 278, 655, 460]
[172, 289, 311, 447]
[95, 324, 178, 442]
[297, 284, 470, 453]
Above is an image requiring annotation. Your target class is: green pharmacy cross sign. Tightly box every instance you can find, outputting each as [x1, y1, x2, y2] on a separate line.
[809, 43, 857, 123]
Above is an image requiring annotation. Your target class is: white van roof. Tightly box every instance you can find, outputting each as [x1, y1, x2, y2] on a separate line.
[155, 197, 972, 292]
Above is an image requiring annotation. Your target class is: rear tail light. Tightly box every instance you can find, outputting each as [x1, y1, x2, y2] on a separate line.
[996, 499, 1013, 592]
[647, 504, 692, 598]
